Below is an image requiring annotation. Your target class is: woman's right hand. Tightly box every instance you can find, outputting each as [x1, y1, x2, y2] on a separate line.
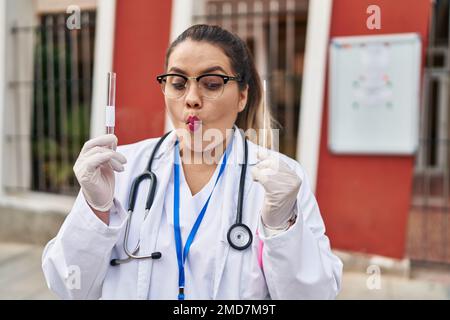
[73, 134, 127, 213]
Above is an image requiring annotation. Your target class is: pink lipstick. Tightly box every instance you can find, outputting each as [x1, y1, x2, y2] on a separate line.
[186, 115, 201, 132]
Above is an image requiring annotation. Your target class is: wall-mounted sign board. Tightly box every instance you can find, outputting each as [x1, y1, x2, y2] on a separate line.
[329, 33, 422, 155]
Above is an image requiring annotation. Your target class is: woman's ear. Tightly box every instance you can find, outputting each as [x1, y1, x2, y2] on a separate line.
[238, 85, 249, 112]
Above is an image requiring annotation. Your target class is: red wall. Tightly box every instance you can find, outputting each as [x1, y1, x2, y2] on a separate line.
[113, 0, 172, 144]
[316, 0, 431, 258]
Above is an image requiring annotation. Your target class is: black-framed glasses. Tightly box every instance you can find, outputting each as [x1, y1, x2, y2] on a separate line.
[156, 73, 242, 100]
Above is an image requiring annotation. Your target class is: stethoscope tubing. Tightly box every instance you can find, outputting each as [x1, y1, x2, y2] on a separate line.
[111, 129, 251, 266]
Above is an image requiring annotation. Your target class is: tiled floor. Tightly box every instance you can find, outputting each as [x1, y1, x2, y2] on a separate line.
[0, 243, 56, 299]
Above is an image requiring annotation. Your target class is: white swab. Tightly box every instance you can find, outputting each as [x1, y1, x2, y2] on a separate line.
[263, 79, 267, 150]
[106, 72, 116, 135]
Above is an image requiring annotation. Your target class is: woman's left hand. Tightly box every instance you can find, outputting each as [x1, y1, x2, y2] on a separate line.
[251, 149, 302, 230]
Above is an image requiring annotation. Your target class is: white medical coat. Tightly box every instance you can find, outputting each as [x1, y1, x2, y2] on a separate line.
[42, 129, 343, 299]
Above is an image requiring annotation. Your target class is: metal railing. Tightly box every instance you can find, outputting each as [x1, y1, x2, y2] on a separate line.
[7, 11, 96, 196]
[193, 0, 309, 159]
[410, 0, 449, 264]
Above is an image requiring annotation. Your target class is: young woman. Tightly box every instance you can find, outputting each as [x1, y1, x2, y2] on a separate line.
[42, 24, 342, 300]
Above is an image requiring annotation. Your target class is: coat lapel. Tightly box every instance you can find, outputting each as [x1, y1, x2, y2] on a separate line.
[136, 132, 176, 299]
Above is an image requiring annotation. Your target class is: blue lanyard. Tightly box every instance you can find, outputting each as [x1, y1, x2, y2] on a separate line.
[173, 139, 231, 300]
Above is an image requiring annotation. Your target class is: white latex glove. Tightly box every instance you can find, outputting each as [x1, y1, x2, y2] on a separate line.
[73, 134, 127, 212]
[251, 149, 302, 229]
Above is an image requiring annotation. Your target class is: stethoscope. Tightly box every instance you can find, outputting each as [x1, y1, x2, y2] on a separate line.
[110, 129, 252, 266]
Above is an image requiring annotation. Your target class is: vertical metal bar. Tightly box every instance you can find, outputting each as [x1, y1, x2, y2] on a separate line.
[437, 74, 449, 261]
[223, 2, 232, 31]
[35, 23, 47, 191]
[443, 87, 449, 262]
[417, 71, 428, 171]
[231, 1, 238, 33]
[418, 70, 429, 172]
[422, 76, 433, 261]
[81, 12, 92, 146]
[28, 26, 38, 192]
[45, 16, 57, 192]
[216, 2, 223, 26]
[430, 0, 437, 49]
[12, 22, 23, 190]
[286, 0, 296, 152]
[269, 0, 279, 127]
[425, 3, 436, 167]
[69, 25, 81, 171]
[245, 1, 252, 46]
[420, 0, 439, 260]
[24, 23, 36, 191]
[437, 75, 447, 171]
[416, 71, 429, 261]
[417, 2, 437, 172]
[254, 1, 267, 80]
[207, 3, 217, 24]
[444, 0, 450, 262]
[238, 1, 248, 40]
[57, 14, 70, 193]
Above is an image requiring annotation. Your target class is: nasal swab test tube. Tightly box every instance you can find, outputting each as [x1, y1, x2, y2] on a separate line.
[106, 72, 116, 135]
[263, 79, 268, 150]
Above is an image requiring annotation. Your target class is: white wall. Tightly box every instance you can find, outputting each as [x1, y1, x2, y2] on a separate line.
[297, 0, 333, 193]
[164, 0, 196, 133]
[89, 0, 116, 138]
[1, 0, 37, 192]
[0, 0, 6, 196]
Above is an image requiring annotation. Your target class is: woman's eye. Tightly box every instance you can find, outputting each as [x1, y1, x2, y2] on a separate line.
[202, 79, 222, 91]
[171, 82, 186, 90]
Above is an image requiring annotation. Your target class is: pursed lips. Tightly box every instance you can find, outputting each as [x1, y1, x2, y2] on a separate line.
[186, 115, 202, 132]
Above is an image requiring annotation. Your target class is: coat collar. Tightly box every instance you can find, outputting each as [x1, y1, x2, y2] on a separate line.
[135, 153, 173, 299]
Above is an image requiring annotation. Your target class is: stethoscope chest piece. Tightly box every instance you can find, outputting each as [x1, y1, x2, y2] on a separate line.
[227, 223, 252, 250]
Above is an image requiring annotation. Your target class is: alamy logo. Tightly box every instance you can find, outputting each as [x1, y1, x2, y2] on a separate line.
[66, 265, 81, 290]
[66, 5, 81, 30]
[366, 264, 382, 290]
[367, 5, 381, 30]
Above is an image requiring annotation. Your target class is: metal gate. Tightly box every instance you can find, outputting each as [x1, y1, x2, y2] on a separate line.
[7, 11, 96, 196]
[193, 0, 309, 159]
[408, 0, 450, 264]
